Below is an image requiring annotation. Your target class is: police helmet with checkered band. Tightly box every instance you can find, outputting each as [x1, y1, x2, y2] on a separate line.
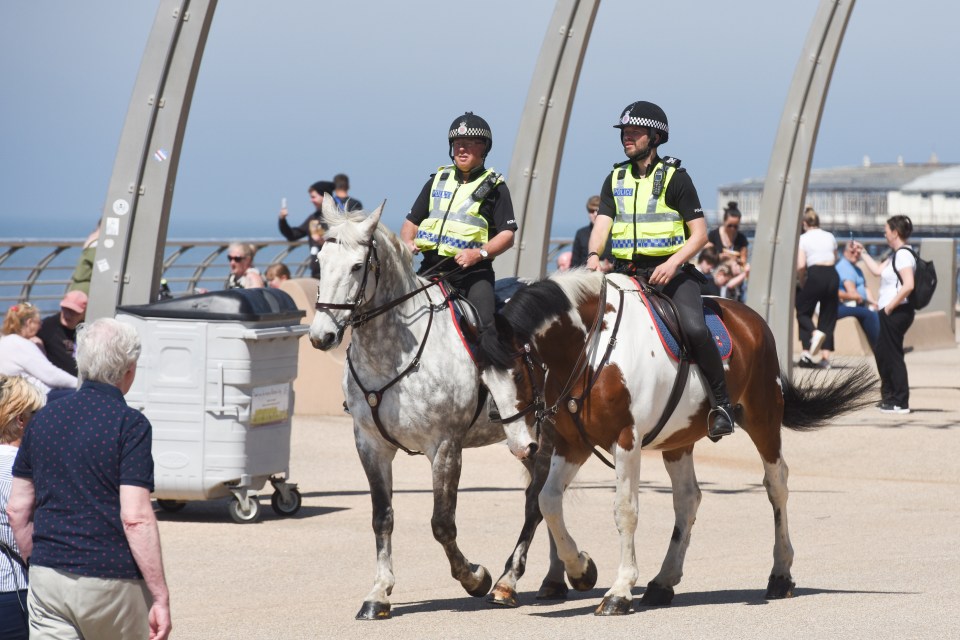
[613, 101, 669, 146]
[448, 112, 493, 158]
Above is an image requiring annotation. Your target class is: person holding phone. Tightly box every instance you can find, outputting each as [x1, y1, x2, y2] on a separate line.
[278, 181, 335, 279]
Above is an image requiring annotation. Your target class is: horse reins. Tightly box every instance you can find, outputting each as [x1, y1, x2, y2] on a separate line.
[314, 240, 465, 456]
[504, 276, 694, 469]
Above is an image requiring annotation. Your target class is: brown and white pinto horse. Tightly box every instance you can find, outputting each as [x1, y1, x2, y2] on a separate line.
[479, 269, 877, 616]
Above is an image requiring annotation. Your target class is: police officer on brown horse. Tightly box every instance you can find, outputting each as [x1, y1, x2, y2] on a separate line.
[585, 101, 735, 439]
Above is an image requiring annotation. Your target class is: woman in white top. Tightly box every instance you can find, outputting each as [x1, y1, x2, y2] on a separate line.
[795, 207, 839, 368]
[0, 303, 78, 395]
[0, 375, 45, 638]
[859, 215, 916, 414]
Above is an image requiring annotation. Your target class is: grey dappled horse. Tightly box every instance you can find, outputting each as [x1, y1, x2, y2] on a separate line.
[307, 198, 562, 619]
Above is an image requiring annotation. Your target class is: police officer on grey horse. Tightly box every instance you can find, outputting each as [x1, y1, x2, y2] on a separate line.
[585, 101, 735, 440]
[401, 112, 518, 355]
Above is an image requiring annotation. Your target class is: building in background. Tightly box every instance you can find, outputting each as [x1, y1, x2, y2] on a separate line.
[718, 157, 959, 236]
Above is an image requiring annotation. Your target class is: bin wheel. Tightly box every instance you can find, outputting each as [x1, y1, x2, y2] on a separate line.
[228, 496, 261, 524]
[271, 488, 302, 517]
[156, 499, 186, 512]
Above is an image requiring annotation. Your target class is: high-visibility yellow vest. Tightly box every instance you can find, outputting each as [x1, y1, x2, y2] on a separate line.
[609, 158, 685, 259]
[415, 166, 502, 257]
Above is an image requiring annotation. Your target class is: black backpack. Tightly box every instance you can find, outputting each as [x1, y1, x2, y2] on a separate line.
[892, 247, 937, 310]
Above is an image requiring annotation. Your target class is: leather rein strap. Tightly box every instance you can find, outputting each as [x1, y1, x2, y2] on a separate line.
[555, 277, 692, 469]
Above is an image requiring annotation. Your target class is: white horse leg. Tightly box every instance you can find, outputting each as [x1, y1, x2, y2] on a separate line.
[354, 431, 399, 620]
[430, 438, 492, 598]
[596, 447, 643, 616]
[489, 443, 563, 607]
[539, 455, 597, 593]
[642, 448, 702, 606]
[763, 456, 796, 598]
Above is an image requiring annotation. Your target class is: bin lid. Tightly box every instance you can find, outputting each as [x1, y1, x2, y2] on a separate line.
[117, 288, 306, 322]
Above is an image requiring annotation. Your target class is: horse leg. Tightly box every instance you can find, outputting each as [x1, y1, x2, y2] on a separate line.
[354, 435, 398, 620]
[430, 438, 492, 597]
[596, 448, 643, 616]
[641, 446, 702, 607]
[489, 443, 564, 607]
[762, 455, 796, 598]
[539, 456, 597, 593]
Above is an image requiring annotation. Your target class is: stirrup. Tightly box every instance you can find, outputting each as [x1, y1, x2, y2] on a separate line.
[707, 405, 735, 441]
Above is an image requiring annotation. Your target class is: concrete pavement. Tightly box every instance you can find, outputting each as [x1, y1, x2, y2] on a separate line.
[156, 345, 960, 639]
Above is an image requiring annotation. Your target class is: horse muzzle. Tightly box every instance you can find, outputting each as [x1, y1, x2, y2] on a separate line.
[309, 331, 341, 351]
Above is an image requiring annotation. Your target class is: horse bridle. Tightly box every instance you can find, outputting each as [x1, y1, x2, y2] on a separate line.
[313, 238, 382, 342]
[493, 342, 549, 443]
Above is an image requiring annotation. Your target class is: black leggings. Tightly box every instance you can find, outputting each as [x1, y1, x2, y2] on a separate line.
[796, 264, 840, 351]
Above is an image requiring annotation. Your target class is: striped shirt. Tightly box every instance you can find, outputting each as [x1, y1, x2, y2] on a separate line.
[0, 444, 28, 592]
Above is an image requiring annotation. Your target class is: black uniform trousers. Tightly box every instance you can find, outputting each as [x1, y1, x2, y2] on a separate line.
[619, 261, 730, 406]
[875, 304, 915, 408]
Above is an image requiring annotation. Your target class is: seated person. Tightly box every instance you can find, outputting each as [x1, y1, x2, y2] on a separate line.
[224, 243, 265, 289]
[0, 302, 78, 394]
[37, 291, 87, 377]
[706, 202, 749, 267]
[713, 261, 749, 300]
[836, 241, 879, 347]
[265, 263, 291, 288]
[695, 247, 721, 296]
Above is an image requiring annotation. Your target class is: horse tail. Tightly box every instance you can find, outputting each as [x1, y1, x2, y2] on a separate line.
[780, 363, 878, 431]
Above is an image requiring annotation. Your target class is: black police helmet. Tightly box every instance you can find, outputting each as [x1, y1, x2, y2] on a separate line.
[448, 112, 493, 158]
[613, 101, 669, 146]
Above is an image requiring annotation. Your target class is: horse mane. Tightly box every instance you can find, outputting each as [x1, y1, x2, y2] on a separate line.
[322, 205, 412, 262]
[497, 267, 604, 350]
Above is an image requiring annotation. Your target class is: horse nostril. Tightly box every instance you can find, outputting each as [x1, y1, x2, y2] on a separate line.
[527, 442, 539, 458]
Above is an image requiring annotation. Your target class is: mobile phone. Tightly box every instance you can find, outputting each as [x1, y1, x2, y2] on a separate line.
[281, 197, 287, 209]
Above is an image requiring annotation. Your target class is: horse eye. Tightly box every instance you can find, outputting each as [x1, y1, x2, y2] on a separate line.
[351, 263, 363, 272]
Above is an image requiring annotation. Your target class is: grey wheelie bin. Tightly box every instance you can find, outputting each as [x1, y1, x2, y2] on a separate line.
[116, 288, 310, 523]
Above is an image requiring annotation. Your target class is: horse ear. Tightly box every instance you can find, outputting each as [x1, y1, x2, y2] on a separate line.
[320, 191, 339, 222]
[359, 200, 386, 238]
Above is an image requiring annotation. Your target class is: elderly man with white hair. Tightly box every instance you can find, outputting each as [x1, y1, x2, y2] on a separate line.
[7, 318, 171, 640]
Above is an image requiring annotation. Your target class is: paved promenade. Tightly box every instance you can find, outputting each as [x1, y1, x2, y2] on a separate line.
[157, 345, 959, 639]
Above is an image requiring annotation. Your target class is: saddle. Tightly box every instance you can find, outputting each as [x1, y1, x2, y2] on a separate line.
[630, 277, 732, 362]
[438, 277, 527, 364]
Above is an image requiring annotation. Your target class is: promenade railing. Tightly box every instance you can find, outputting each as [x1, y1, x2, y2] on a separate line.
[0, 238, 575, 315]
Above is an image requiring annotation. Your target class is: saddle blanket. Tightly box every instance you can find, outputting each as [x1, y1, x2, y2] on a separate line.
[638, 289, 733, 362]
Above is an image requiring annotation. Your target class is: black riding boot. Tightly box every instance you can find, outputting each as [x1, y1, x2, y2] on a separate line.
[701, 354, 735, 440]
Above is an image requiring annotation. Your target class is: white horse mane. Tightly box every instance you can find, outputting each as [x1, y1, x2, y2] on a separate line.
[548, 267, 606, 307]
[321, 205, 411, 261]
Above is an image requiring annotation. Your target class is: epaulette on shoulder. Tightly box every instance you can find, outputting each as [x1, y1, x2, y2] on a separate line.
[613, 159, 631, 169]
[661, 156, 682, 168]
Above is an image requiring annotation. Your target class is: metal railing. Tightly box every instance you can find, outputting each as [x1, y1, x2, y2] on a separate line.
[1, 237, 575, 315]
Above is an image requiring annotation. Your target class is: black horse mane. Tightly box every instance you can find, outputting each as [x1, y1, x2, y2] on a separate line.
[479, 278, 573, 371]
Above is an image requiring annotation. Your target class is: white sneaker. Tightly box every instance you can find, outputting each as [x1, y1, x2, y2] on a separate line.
[878, 404, 911, 414]
[809, 330, 826, 356]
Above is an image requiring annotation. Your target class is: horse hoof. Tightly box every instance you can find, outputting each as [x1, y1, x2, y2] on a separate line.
[765, 574, 795, 599]
[595, 595, 633, 616]
[356, 600, 391, 620]
[568, 554, 598, 592]
[536, 579, 569, 600]
[640, 581, 675, 606]
[487, 584, 518, 607]
[466, 564, 493, 597]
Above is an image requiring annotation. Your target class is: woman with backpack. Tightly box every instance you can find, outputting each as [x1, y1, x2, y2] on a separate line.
[858, 215, 916, 415]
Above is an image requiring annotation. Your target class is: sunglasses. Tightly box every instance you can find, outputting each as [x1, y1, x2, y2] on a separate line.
[588, 208, 599, 214]
[227, 255, 246, 262]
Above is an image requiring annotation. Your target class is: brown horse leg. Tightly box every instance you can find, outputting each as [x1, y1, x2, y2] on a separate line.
[430, 438, 492, 598]
[641, 446, 701, 607]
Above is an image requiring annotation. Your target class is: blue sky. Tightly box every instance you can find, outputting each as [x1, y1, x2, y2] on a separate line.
[2, 0, 957, 241]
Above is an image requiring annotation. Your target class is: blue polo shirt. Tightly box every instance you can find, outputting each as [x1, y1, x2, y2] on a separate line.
[12, 380, 154, 580]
